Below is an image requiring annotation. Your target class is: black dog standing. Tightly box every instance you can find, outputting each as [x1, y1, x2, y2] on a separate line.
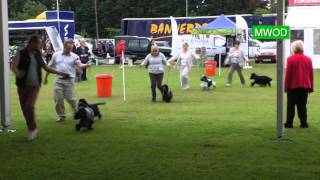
[250, 73, 272, 87]
[74, 101, 95, 131]
[74, 99, 106, 131]
[161, 84, 173, 103]
[78, 99, 105, 119]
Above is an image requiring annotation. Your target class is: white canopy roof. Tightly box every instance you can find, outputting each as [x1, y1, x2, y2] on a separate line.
[235, 15, 248, 30]
[286, 6, 320, 28]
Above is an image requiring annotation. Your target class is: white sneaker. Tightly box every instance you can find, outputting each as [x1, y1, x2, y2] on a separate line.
[225, 83, 231, 87]
[182, 86, 190, 90]
[28, 129, 38, 141]
[56, 117, 66, 122]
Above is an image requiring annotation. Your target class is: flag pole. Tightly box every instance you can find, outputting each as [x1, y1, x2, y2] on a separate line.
[276, 0, 285, 138]
[0, 0, 13, 132]
[122, 51, 127, 101]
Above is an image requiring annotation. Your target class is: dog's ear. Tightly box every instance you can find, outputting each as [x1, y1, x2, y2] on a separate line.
[200, 75, 205, 80]
[80, 99, 89, 105]
[74, 111, 80, 119]
[79, 99, 85, 104]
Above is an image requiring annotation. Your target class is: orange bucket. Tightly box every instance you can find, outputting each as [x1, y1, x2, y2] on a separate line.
[96, 74, 113, 97]
[204, 60, 217, 77]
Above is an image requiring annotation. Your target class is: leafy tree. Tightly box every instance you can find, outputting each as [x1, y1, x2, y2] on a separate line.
[8, 0, 28, 20]
[15, 0, 47, 20]
[255, 7, 271, 16]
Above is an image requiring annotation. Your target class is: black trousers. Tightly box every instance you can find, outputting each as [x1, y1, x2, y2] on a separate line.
[149, 73, 163, 98]
[81, 68, 87, 81]
[45, 54, 52, 64]
[81, 59, 88, 81]
[286, 88, 309, 126]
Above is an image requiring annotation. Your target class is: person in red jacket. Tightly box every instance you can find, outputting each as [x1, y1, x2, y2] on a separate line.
[285, 40, 314, 128]
[115, 40, 126, 64]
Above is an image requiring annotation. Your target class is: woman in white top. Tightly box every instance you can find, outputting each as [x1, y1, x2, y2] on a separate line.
[167, 43, 200, 90]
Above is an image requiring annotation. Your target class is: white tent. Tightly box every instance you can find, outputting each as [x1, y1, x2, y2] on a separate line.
[285, 6, 320, 69]
[235, 15, 249, 57]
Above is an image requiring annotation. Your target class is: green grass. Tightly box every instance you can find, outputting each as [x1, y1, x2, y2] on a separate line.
[1, 64, 320, 179]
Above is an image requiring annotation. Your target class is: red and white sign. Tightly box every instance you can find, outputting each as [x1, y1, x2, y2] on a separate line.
[289, 0, 320, 6]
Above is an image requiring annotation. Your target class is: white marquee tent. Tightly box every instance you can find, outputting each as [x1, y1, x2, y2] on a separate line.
[285, 6, 320, 69]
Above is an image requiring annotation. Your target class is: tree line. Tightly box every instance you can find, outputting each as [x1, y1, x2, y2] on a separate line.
[8, 0, 277, 38]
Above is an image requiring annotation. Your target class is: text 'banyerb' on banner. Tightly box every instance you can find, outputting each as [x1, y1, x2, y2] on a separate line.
[252, 25, 291, 40]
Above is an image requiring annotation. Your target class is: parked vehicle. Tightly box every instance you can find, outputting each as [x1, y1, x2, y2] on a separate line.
[155, 41, 170, 47]
[173, 35, 227, 57]
[114, 36, 171, 61]
[206, 36, 227, 56]
[248, 39, 262, 58]
[255, 41, 277, 63]
[154, 41, 172, 56]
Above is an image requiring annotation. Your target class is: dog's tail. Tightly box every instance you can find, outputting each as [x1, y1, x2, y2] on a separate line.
[91, 102, 107, 106]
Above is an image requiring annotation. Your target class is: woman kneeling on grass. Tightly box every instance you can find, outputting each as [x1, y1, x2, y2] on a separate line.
[12, 36, 68, 141]
[284, 40, 313, 128]
[141, 46, 168, 102]
[167, 42, 200, 90]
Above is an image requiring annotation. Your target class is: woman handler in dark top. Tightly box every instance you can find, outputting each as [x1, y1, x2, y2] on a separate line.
[12, 36, 67, 141]
[76, 39, 91, 81]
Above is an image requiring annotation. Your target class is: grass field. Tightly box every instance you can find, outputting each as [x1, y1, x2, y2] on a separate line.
[1, 64, 320, 179]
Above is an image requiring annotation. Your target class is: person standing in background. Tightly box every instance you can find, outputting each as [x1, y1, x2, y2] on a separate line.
[115, 40, 126, 64]
[167, 43, 200, 90]
[76, 39, 91, 81]
[224, 40, 247, 87]
[43, 39, 54, 64]
[147, 39, 156, 53]
[11, 36, 67, 140]
[285, 40, 313, 128]
[44, 40, 91, 122]
[71, 39, 77, 53]
[107, 41, 114, 57]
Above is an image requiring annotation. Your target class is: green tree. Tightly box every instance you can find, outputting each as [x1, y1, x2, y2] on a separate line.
[8, 0, 28, 20]
[15, 0, 47, 20]
[254, 7, 271, 16]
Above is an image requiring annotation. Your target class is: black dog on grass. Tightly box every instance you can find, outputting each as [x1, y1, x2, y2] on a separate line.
[162, 84, 173, 103]
[74, 99, 106, 131]
[250, 73, 272, 87]
[78, 99, 106, 119]
[74, 100, 95, 131]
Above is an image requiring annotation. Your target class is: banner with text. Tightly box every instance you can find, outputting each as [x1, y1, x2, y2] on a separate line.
[289, 0, 320, 6]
